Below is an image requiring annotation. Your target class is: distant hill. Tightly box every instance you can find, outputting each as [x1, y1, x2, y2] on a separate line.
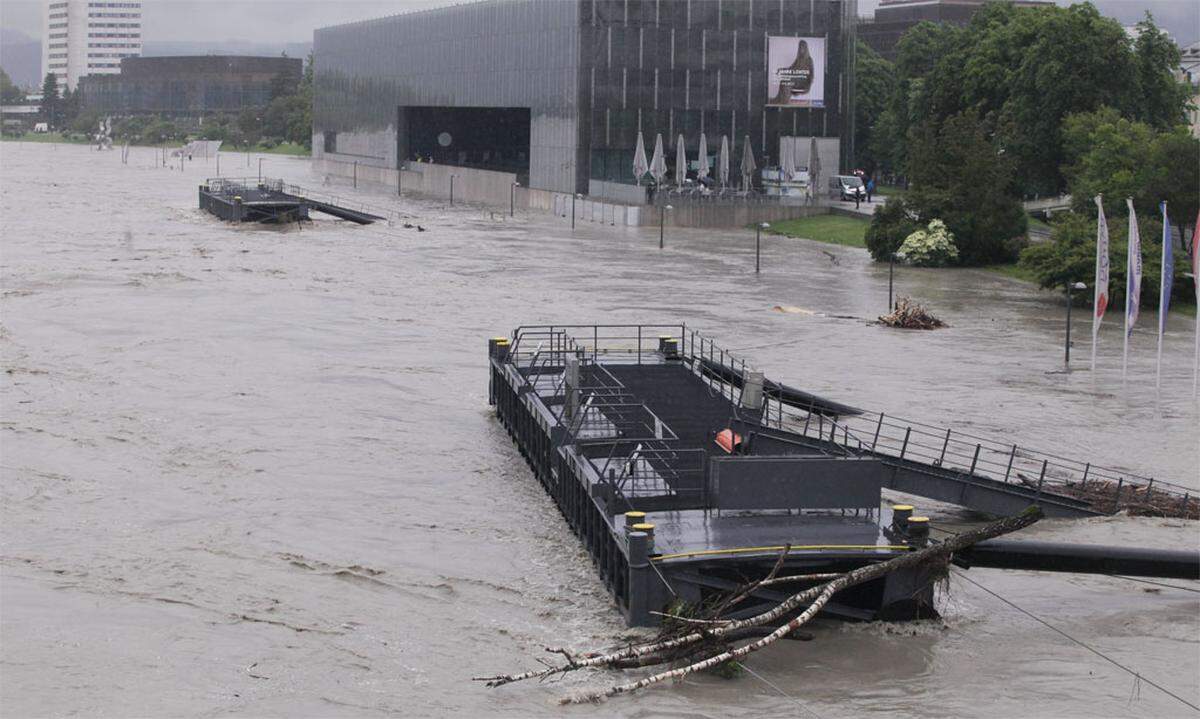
[1, 28, 40, 89]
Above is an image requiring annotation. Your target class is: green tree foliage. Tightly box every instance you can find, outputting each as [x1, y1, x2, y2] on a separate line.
[0, 67, 25, 104]
[871, 4, 1189, 197]
[1132, 13, 1190, 130]
[1019, 211, 1195, 308]
[870, 21, 962, 176]
[1063, 108, 1200, 243]
[905, 111, 1028, 265]
[853, 41, 896, 174]
[865, 195, 919, 261]
[39, 73, 59, 126]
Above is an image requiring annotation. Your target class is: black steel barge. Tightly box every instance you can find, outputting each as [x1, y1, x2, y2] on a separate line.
[198, 177, 385, 224]
[488, 325, 1196, 626]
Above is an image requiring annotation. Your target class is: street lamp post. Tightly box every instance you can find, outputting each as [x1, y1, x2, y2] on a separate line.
[659, 204, 673, 248]
[888, 252, 896, 311]
[510, 181, 520, 217]
[756, 222, 770, 273]
[1065, 281, 1086, 366]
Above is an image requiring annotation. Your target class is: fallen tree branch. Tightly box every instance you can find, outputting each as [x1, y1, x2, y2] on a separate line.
[563, 507, 1042, 702]
[476, 507, 1043, 691]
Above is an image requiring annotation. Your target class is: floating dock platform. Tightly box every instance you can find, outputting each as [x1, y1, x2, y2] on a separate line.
[199, 177, 385, 224]
[488, 325, 1193, 626]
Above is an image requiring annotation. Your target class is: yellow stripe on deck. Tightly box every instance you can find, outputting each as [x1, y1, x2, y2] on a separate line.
[653, 544, 912, 562]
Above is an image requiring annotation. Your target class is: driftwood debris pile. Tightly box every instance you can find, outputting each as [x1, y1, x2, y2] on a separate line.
[879, 297, 945, 330]
[474, 508, 1043, 703]
[1034, 477, 1199, 520]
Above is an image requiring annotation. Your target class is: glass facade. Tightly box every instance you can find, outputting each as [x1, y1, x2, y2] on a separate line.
[582, 0, 853, 186]
[313, 0, 854, 194]
[314, 0, 584, 193]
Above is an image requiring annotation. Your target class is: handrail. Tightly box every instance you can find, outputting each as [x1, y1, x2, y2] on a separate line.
[501, 324, 1193, 515]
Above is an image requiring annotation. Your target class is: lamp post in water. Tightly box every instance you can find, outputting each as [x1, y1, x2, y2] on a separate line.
[888, 251, 896, 311]
[659, 204, 673, 249]
[510, 181, 520, 217]
[449, 175, 456, 206]
[756, 222, 770, 273]
[1065, 281, 1087, 366]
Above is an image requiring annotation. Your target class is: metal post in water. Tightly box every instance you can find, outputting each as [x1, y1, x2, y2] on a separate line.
[450, 175, 455, 206]
[1065, 281, 1085, 366]
[353, 161, 357, 188]
[888, 252, 895, 311]
[258, 158, 263, 182]
[216, 152, 219, 176]
[756, 222, 770, 273]
[398, 166, 402, 196]
[510, 181, 520, 217]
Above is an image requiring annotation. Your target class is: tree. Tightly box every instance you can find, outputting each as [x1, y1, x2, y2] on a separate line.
[865, 196, 919, 261]
[1062, 108, 1200, 245]
[853, 41, 896, 175]
[905, 111, 1027, 265]
[881, 3, 1190, 197]
[39, 72, 59, 127]
[1019, 210, 1194, 308]
[0, 67, 24, 104]
[1132, 13, 1190, 130]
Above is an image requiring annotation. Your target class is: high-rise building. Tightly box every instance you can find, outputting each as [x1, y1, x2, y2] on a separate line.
[42, 0, 142, 92]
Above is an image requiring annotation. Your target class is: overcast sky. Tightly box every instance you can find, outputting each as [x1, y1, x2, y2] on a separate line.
[1, 0, 1196, 45]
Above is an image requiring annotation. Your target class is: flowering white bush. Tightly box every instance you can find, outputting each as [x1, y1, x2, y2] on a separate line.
[898, 219, 959, 267]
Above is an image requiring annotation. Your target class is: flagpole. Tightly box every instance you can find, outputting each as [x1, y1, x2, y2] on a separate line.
[1156, 201, 1168, 392]
[1123, 202, 1133, 382]
[1092, 194, 1107, 374]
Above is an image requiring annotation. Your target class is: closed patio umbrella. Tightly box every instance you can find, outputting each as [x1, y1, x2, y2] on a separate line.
[809, 136, 822, 201]
[740, 135, 756, 191]
[780, 136, 796, 178]
[632, 131, 649, 185]
[649, 133, 667, 186]
[718, 135, 730, 188]
[675, 134, 687, 187]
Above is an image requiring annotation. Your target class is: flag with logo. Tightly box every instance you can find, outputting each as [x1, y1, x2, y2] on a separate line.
[1125, 199, 1141, 338]
[1156, 202, 1172, 388]
[1093, 195, 1109, 340]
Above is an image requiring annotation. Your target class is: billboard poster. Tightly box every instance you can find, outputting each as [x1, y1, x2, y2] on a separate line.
[767, 36, 826, 108]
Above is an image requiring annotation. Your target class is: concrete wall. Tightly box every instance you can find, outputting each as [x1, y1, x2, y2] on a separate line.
[317, 155, 829, 229]
[314, 156, 520, 208]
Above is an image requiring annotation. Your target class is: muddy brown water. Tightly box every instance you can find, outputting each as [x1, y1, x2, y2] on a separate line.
[1, 144, 1197, 717]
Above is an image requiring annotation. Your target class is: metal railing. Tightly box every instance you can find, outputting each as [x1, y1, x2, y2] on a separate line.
[204, 177, 415, 222]
[503, 325, 1194, 516]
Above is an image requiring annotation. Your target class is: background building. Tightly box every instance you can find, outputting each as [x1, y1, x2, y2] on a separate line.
[41, 0, 142, 91]
[858, 0, 1047, 61]
[313, 0, 855, 206]
[77, 55, 301, 117]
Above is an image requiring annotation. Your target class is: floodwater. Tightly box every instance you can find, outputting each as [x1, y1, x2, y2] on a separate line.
[1, 143, 1197, 718]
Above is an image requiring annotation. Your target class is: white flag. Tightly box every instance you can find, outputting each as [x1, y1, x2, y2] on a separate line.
[1123, 198, 1142, 380]
[1126, 199, 1142, 337]
[1092, 195, 1109, 371]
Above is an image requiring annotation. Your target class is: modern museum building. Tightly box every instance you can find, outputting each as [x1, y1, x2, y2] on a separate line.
[313, 0, 856, 213]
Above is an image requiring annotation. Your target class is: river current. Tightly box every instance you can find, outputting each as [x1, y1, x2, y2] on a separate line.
[1, 143, 1197, 717]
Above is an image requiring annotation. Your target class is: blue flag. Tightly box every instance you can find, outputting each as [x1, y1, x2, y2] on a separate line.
[1160, 202, 1173, 332]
